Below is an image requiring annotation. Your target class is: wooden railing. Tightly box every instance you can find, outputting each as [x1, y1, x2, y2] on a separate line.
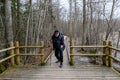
[69, 40, 120, 70]
[70, 40, 106, 65]
[0, 42, 16, 66]
[0, 40, 120, 72]
[0, 41, 53, 67]
[107, 46, 120, 67]
[15, 41, 45, 65]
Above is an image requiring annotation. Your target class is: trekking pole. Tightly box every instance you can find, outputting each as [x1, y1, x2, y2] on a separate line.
[50, 50, 52, 65]
[49, 43, 53, 66]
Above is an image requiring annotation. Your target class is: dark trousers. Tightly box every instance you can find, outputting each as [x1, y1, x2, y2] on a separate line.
[55, 47, 65, 63]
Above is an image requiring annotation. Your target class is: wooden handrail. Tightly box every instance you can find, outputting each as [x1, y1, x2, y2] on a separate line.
[0, 55, 16, 63]
[107, 45, 120, 67]
[70, 46, 106, 48]
[107, 46, 120, 52]
[16, 54, 44, 56]
[70, 54, 106, 56]
[108, 55, 120, 63]
[0, 47, 15, 53]
[16, 46, 43, 48]
[44, 50, 53, 63]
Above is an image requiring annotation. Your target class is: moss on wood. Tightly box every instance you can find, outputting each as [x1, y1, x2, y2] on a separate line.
[0, 63, 6, 73]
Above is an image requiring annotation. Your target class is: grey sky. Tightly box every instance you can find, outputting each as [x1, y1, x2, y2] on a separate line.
[20, 0, 120, 19]
[59, 0, 120, 19]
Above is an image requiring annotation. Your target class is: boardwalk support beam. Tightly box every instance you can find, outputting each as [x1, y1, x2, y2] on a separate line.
[10, 42, 15, 66]
[40, 41, 44, 65]
[70, 39, 74, 65]
[15, 41, 21, 65]
[108, 41, 112, 67]
[102, 41, 107, 66]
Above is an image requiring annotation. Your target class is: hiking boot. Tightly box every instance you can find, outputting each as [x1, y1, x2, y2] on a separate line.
[55, 60, 60, 63]
[59, 62, 63, 68]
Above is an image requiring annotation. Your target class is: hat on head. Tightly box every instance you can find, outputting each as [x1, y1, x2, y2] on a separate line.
[54, 30, 59, 34]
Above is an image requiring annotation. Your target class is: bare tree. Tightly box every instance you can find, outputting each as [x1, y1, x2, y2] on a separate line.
[82, 0, 87, 45]
[105, 0, 117, 40]
[69, 0, 72, 37]
[5, 0, 13, 44]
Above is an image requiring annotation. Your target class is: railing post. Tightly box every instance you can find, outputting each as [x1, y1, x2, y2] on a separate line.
[15, 41, 21, 65]
[40, 41, 44, 65]
[102, 41, 107, 66]
[10, 42, 15, 66]
[108, 41, 112, 67]
[70, 39, 74, 65]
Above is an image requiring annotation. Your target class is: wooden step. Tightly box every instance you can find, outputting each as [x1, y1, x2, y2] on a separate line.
[1, 76, 120, 80]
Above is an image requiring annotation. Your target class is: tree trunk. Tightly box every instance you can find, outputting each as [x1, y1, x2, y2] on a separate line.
[69, 0, 72, 37]
[15, 0, 21, 41]
[82, 0, 87, 45]
[105, 0, 115, 40]
[5, 0, 13, 45]
[74, 0, 77, 38]
[89, 0, 93, 45]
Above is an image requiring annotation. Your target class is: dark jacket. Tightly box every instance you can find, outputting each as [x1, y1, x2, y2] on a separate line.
[52, 32, 65, 49]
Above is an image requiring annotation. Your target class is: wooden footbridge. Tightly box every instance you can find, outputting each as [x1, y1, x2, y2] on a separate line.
[0, 37, 120, 80]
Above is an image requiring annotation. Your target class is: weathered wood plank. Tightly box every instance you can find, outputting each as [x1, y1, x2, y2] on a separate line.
[70, 54, 105, 56]
[0, 47, 15, 53]
[70, 46, 106, 48]
[0, 55, 16, 63]
[17, 46, 43, 48]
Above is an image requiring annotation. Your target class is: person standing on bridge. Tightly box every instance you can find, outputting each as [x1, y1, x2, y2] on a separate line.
[51, 30, 65, 68]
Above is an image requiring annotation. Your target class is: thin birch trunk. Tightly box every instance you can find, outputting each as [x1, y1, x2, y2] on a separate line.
[5, 0, 13, 44]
